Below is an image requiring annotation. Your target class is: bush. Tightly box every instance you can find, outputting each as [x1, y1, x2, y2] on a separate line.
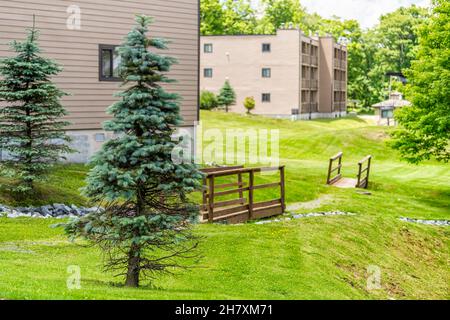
[243, 96, 256, 114]
[200, 91, 219, 110]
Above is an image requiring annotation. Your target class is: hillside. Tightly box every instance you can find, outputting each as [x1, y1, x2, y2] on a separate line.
[0, 111, 448, 299]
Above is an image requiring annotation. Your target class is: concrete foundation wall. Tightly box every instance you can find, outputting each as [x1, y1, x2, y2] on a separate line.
[0, 126, 197, 164]
[65, 126, 196, 163]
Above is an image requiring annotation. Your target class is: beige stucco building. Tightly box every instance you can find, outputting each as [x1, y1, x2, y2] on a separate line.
[200, 28, 348, 119]
[0, 0, 199, 162]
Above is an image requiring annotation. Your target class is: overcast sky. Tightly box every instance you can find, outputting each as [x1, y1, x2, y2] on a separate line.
[252, 0, 431, 29]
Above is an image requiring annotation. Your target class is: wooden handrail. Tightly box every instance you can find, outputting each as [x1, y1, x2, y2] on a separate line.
[327, 152, 343, 185]
[330, 152, 343, 161]
[358, 155, 372, 165]
[356, 155, 372, 189]
[205, 166, 284, 178]
[201, 165, 286, 223]
[200, 165, 244, 174]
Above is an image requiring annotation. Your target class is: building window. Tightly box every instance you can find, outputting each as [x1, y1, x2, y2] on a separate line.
[204, 68, 213, 78]
[99, 45, 121, 81]
[381, 109, 394, 118]
[204, 43, 213, 53]
[262, 68, 271, 78]
[262, 93, 271, 102]
[94, 133, 106, 142]
[262, 43, 271, 52]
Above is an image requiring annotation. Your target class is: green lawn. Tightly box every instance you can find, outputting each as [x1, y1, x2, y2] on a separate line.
[0, 111, 449, 300]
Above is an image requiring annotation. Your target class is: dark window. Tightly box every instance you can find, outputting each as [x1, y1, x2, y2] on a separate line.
[204, 68, 213, 78]
[99, 44, 121, 81]
[204, 43, 213, 53]
[262, 68, 271, 78]
[262, 93, 271, 102]
[381, 109, 394, 118]
[262, 43, 271, 52]
[291, 109, 299, 115]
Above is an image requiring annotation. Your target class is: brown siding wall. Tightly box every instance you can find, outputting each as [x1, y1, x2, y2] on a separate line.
[0, 0, 199, 130]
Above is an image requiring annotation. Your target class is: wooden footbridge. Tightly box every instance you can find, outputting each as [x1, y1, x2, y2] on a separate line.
[327, 152, 372, 189]
[200, 165, 286, 224]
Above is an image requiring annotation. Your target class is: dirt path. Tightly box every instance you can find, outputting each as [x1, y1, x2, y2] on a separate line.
[287, 194, 333, 212]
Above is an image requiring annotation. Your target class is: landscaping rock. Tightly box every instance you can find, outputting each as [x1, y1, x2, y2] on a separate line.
[0, 203, 102, 219]
[255, 211, 355, 225]
[399, 217, 449, 227]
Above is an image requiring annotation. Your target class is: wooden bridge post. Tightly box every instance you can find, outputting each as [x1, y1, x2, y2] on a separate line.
[338, 155, 342, 177]
[327, 158, 333, 184]
[202, 176, 208, 212]
[207, 176, 215, 223]
[280, 166, 286, 211]
[238, 173, 245, 204]
[357, 162, 362, 188]
[365, 156, 372, 188]
[248, 170, 254, 220]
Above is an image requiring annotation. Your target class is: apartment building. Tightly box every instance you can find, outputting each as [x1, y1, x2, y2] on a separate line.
[0, 0, 199, 162]
[200, 28, 348, 119]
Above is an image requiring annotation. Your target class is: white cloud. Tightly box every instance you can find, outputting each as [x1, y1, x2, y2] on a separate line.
[252, 0, 431, 29]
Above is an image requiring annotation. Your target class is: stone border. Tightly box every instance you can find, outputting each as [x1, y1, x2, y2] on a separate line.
[0, 203, 102, 219]
[399, 217, 449, 227]
[254, 211, 356, 225]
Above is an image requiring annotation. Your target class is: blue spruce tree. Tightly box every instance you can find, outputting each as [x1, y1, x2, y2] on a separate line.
[0, 23, 72, 192]
[65, 16, 202, 287]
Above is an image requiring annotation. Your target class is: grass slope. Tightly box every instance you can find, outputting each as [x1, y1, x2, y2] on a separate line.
[0, 111, 449, 299]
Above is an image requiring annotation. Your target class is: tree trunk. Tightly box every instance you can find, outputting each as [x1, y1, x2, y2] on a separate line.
[125, 248, 140, 287]
[125, 190, 144, 288]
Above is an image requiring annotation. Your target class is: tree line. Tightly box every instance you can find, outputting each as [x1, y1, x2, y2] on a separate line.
[201, 0, 430, 109]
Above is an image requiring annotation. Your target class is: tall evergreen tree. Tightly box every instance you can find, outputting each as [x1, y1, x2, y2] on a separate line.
[218, 80, 236, 113]
[65, 16, 203, 288]
[0, 22, 72, 192]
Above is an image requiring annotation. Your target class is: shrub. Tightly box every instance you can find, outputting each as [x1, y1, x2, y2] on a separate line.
[200, 90, 219, 110]
[243, 96, 256, 114]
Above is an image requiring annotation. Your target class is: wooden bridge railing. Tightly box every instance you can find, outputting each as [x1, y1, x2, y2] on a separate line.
[200, 166, 286, 224]
[327, 152, 343, 185]
[356, 155, 372, 189]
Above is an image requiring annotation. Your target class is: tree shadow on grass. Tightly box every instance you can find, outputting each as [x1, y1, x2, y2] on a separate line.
[81, 278, 209, 296]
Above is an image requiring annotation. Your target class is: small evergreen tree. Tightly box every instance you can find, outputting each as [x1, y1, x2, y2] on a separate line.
[0, 22, 72, 192]
[64, 16, 203, 288]
[243, 96, 256, 114]
[218, 80, 236, 112]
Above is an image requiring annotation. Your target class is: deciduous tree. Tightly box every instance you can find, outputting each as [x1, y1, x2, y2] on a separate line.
[391, 0, 449, 164]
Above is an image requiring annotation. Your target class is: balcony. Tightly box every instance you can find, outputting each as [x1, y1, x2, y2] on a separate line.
[302, 102, 319, 113]
[333, 101, 347, 110]
[302, 54, 311, 65]
[334, 81, 347, 91]
[302, 79, 310, 88]
[334, 59, 347, 70]
[302, 79, 318, 90]
[302, 54, 319, 66]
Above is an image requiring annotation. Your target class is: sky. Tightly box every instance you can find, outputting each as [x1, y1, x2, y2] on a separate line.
[252, 0, 431, 29]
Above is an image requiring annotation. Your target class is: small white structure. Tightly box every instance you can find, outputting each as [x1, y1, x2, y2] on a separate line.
[372, 92, 411, 126]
